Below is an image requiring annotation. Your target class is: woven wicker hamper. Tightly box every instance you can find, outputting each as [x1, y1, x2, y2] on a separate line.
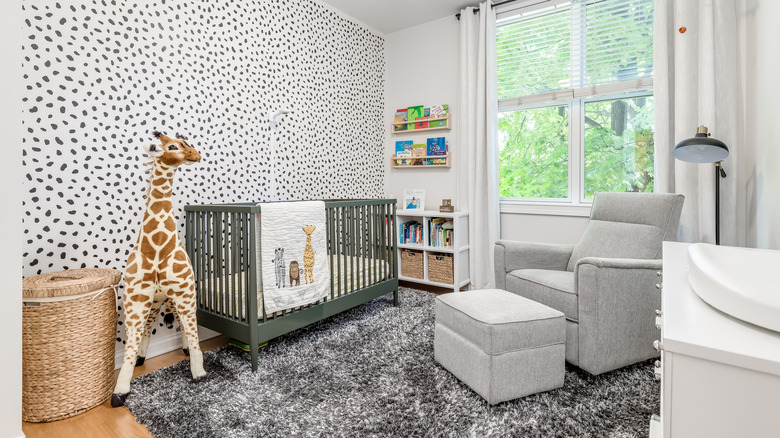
[22, 268, 121, 422]
[428, 253, 454, 284]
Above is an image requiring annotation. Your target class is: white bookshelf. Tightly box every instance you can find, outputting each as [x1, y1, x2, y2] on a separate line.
[396, 209, 469, 292]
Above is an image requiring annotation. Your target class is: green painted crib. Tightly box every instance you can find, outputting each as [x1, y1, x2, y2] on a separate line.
[183, 199, 398, 371]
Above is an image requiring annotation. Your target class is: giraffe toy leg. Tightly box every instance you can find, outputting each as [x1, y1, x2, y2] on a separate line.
[169, 294, 206, 381]
[135, 292, 166, 366]
[170, 304, 190, 356]
[112, 284, 155, 407]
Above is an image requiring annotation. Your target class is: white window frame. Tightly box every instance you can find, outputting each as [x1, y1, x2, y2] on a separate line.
[496, 0, 654, 216]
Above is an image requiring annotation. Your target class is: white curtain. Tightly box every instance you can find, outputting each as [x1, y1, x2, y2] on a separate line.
[457, 3, 500, 289]
[654, 0, 746, 245]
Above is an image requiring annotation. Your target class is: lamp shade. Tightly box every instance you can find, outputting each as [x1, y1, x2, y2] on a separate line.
[673, 126, 729, 163]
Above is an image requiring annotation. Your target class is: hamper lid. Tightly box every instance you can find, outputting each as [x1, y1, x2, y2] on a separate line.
[23, 268, 121, 299]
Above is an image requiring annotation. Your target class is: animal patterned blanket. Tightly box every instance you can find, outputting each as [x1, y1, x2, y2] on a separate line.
[257, 201, 329, 313]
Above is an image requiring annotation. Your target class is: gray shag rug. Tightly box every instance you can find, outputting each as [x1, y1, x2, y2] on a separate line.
[125, 288, 659, 437]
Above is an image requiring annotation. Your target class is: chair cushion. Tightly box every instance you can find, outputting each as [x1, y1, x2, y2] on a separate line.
[566, 193, 685, 271]
[566, 220, 663, 271]
[506, 269, 577, 321]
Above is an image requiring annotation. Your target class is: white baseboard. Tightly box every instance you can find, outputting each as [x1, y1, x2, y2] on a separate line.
[114, 326, 221, 369]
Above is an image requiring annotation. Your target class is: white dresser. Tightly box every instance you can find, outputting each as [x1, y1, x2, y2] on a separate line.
[652, 242, 780, 437]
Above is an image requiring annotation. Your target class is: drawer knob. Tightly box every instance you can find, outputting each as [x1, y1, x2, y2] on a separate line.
[655, 360, 661, 368]
[653, 340, 663, 351]
[655, 283, 663, 289]
[657, 271, 662, 277]
[655, 309, 663, 316]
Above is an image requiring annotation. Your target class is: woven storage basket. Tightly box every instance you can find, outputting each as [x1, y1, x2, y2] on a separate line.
[400, 249, 424, 279]
[428, 253, 454, 284]
[22, 268, 121, 422]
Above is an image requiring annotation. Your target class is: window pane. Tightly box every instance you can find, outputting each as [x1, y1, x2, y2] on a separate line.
[496, 4, 572, 99]
[584, 0, 654, 87]
[499, 106, 569, 199]
[583, 96, 654, 198]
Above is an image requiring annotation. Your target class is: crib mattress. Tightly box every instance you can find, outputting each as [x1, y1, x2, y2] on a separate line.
[200, 254, 390, 319]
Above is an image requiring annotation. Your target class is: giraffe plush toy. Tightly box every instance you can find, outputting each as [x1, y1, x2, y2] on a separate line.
[111, 131, 205, 407]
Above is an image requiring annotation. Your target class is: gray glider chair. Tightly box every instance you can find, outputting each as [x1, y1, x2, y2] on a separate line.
[494, 192, 684, 375]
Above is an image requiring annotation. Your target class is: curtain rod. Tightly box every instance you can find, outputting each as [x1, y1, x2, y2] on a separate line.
[455, 0, 516, 20]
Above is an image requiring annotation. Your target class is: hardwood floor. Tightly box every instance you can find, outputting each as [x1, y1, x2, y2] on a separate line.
[22, 336, 228, 438]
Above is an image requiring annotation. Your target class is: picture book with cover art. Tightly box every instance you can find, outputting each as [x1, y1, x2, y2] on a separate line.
[426, 137, 447, 156]
[429, 104, 449, 128]
[395, 140, 413, 157]
[407, 105, 424, 130]
[394, 109, 408, 131]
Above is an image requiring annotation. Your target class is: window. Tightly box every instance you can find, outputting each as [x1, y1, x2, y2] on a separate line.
[496, 0, 654, 205]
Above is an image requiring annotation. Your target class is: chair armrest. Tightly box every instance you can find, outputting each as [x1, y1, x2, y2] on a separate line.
[494, 240, 574, 289]
[574, 257, 662, 375]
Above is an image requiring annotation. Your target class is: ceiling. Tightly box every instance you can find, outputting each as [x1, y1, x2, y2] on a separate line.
[320, 0, 476, 34]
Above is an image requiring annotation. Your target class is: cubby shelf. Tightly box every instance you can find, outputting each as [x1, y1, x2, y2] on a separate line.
[391, 114, 452, 134]
[396, 210, 469, 292]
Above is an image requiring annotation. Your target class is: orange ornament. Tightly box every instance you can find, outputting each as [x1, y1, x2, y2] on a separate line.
[679, 26, 687, 33]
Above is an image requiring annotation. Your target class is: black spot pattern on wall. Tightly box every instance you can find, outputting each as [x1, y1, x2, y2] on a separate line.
[21, 0, 385, 349]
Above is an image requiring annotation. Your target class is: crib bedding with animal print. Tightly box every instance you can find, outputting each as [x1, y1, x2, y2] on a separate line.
[257, 201, 329, 314]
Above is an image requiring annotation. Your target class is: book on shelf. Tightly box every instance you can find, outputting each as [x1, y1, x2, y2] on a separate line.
[400, 221, 423, 245]
[426, 137, 447, 155]
[393, 109, 408, 131]
[395, 140, 413, 155]
[407, 105, 424, 130]
[425, 137, 447, 165]
[429, 104, 449, 128]
[410, 144, 426, 165]
[428, 217, 454, 247]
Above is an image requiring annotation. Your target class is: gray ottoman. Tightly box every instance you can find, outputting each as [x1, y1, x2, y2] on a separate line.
[434, 289, 566, 404]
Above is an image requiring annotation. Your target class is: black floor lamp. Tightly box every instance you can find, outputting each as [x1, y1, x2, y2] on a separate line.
[673, 125, 729, 245]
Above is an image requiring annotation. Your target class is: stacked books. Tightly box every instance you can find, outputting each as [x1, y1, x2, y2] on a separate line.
[429, 217, 454, 247]
[400, 221, 423, 245]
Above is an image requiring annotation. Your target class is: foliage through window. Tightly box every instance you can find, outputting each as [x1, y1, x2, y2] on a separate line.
[497, 0, 654, 202]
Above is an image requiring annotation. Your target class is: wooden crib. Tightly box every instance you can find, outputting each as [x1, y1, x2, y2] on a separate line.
[183, 199, 398, 371]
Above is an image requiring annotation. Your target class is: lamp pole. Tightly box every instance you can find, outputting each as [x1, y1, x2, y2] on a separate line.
[714, 161, 727, 245]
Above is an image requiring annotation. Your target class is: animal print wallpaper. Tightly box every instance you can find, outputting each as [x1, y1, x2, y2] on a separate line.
[21, 0, 385, 353]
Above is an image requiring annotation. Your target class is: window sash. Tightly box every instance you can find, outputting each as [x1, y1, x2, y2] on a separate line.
[499, 90, 653, 205]
[497, 0, 654, 103]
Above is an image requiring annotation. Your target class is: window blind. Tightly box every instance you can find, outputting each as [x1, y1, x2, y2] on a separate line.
[497, 0, 654, 104]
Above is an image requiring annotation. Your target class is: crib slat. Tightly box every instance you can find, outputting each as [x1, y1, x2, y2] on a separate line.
[239, 213, 245, 322]
[197, 211, 204, 310]
[328, 206, 334, 301]
[206, 212, 213, 313]
[392, 202, 398, 279]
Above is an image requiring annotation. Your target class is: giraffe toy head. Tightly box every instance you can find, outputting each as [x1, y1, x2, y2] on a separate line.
[145, 131, 202, 167]
[302, 225, 316, 236]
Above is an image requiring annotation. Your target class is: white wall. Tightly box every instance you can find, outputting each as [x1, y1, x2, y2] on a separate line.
[2, 0, 24, 434]
[384, 16, 460, 209]
[748, 0, 780, 249]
